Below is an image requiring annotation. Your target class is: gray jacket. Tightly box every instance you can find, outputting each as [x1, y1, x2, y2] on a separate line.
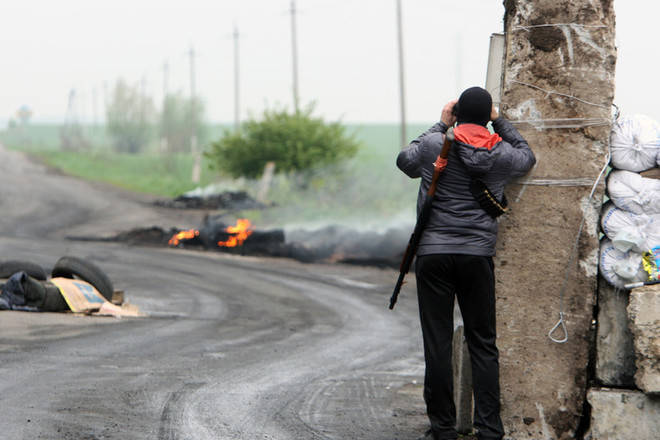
[396, 118, 535, 256]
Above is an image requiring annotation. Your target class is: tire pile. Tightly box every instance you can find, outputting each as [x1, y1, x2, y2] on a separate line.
[599, 114, 660, 288]
[0, 257, 114, 312]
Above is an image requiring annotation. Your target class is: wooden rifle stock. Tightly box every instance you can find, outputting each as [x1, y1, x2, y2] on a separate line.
[389, 127, 454, 309]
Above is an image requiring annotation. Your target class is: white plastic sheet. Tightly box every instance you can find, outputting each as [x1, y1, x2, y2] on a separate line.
[610, 114, 660, 172]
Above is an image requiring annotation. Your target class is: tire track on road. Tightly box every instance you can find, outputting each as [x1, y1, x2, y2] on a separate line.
[158, 382, 206, 440]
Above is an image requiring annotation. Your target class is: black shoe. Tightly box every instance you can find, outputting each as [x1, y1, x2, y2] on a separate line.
[416, 430, 435, 440]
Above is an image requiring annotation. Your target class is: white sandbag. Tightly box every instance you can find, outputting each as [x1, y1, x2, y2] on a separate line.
[599, 238, 648, 289]
[610, 114, 660, 172]
[607, 170, 660, 215]
[600, 201, 660, 252]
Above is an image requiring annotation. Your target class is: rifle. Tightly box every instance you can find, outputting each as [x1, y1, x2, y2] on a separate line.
[389, 127, 455, 310]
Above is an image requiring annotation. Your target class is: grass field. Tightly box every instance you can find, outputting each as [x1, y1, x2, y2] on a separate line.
[0, 122, 433, 228]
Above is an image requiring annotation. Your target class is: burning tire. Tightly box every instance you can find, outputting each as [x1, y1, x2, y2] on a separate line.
[0, 260, 48, 281]
[51, 256, 114, 301]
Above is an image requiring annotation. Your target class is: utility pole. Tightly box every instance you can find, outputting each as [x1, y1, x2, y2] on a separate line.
[290, 0, 300, 112]
[455, 33, 463, 94]
[162, 61, 169, 101]
[92, 87, 98, 134]
[233, 23, 241, 131]
[103, 81, 109, 126]
[161, 61, 169, 153]
[140, 75, 147, 124]
[65, 89, 77, 126]
[396, 0, 407, 149]
[188, 45, 201, 184]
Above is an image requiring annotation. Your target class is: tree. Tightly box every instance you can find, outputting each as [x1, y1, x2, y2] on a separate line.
[159, 93, 207, 153]
[106, 79, 155, 153]
[207, 105, 359, 179]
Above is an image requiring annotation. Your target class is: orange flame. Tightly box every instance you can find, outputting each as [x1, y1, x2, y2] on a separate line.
[168, 229, 200, 246]
[218, 219, 253, 247]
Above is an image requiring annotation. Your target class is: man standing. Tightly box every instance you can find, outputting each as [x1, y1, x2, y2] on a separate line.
[396, 87, 535, 440]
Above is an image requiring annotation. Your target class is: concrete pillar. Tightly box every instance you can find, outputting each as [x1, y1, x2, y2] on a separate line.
[499, 1, 616, 438]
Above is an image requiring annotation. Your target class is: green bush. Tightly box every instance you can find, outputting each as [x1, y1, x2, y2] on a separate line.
[207, 105, 359, 179]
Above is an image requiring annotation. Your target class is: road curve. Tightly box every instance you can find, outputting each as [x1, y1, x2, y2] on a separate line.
[0, 145, 428, 439]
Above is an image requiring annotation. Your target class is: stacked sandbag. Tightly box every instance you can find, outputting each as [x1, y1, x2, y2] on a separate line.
[610, 114, 660, 172]
[600, 114, 660, 288]
[607, 170, 660, 215]
[601, 202, 660, 253]
[599, 238, 649, 288]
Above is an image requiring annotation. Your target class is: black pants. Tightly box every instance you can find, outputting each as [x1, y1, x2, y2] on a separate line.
[415, 254, 504, 440]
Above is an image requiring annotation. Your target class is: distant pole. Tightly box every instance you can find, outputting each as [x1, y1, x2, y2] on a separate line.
[188, 45, 201, 184]
[396, 0, 407, 149]
[455, 34, 463, 94]
[66, 89, 77, 125]
[161, 61, 169, 153]
[92, 87, 98, 130]
[103, 81, 109, 126]
[140, 75, 147, 124]
[162, 61, 169, 101]
[233, 23, 241, 131]
[290, 0, 300, 112]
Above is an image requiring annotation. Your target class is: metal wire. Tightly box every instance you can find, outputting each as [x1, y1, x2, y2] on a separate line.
[512, 23, 608, 32]
[509, 80, 611, 110]
[548, 139, 612, 344]
[510, 118, 611, 129]
[514, 177, 598, 187]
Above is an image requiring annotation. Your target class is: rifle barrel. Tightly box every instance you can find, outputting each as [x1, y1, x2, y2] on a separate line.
[389, 271, 407, 309]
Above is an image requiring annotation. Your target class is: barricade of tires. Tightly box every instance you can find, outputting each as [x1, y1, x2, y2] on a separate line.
[0, 257, 114, 312]
[600, 114, 660, 288]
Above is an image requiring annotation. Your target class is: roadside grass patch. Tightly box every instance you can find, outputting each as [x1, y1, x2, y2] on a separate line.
[30, 150, 217, 197]
[3, 122, 432, 222]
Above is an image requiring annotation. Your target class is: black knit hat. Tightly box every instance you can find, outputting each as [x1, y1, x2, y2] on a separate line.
[457, 86, 492, 127]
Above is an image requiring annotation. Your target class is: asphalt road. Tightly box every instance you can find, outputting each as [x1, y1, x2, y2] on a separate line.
[0, 145, 428, 439]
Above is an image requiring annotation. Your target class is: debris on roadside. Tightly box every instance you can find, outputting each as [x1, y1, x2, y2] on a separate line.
[0, 258, 143, 317]
[67, 214, 408, 268]
[154, 190, 266, 211]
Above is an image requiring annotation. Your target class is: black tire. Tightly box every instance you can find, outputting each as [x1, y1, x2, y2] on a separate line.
[0, 260, 48, 281]
[51, 256, 114, 301]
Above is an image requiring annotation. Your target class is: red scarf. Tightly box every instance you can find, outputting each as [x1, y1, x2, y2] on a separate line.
[453, 124, 502, 150]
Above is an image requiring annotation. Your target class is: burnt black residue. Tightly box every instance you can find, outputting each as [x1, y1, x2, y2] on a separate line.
[529, 26, 564, 52]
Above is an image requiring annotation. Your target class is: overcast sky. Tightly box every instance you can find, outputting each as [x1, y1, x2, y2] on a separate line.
[0, 0, 655, 125]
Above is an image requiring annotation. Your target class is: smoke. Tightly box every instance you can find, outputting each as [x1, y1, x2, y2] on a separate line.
[247, 124, 426, 233]
[285, 224, 410, 267]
